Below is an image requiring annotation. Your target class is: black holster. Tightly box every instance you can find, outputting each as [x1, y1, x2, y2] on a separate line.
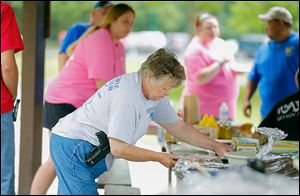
[86, 131, 110, 166]
[12, 99, 20, 122]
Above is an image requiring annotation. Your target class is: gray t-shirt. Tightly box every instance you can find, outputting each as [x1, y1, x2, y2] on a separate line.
[52, 71, 179, 168]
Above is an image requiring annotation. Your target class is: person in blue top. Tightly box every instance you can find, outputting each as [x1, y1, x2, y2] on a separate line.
[58, 1, 113, 71]
[258, 68, 299, 141]
[243, 6, 299, 119]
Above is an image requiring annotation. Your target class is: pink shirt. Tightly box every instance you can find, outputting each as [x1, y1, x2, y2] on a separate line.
[181, 36, 239, 119]
[45, 28, 125, 108]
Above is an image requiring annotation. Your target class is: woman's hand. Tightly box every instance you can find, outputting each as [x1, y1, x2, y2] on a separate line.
[219, 58, 230, 68]
[158, 152, 179, 168]
[214, 142, 232, 157]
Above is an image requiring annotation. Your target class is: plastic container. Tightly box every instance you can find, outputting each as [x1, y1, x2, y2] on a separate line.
[219, 123, 232, 139]
[199, 114, 209, 126]
[206, 115, 220, 139]
[224, 150, 257, 165]
[219, 102, 229, 123]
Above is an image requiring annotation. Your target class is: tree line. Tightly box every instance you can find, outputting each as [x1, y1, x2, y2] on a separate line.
[8, 1, 299, 41]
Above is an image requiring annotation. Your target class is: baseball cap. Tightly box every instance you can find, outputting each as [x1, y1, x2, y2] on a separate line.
[93, 1, 113, 9]
[258, 6, 293, 25]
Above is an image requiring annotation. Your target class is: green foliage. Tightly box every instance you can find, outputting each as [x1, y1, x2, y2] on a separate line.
[7, 1, 299, 41]
[124, 1, 188, 32]
[7, 1, 95, 40]
[50, 1, 94, 39]
[228, 1, 299, 34]
[5, 1, 22, 30]
[194, 1, 225, 14]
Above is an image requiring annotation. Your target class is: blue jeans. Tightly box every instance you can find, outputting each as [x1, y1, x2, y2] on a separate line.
[50, 133, 107, 195]
[1, 110, 15, 195]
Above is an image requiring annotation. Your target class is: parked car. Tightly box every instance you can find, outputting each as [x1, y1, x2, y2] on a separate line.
[124, 31, 167, 55]
[165, 32, 191, 56]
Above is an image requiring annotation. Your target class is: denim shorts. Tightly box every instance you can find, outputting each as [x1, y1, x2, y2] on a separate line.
[1, 110, 15, 195]
[50, 133, 107, 195]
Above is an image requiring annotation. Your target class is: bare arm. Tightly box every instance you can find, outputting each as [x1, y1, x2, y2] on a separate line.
[161, 120, 231, 156]
[58, 53, 68, 72]
[95, 79, 107, 89]
[1, 50, 19, 101]
[243, 80, 258, 117]
[109, 137, 179, 168]
[196, 60, 228, 85]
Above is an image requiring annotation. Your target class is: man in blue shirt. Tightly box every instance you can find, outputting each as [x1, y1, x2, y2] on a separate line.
[258, 68, 299, 141]
[243, 6, 299, 118]
[58, 1, 113, 71]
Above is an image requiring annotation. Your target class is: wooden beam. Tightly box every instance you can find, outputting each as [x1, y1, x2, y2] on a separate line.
[18, 1, 50, 194]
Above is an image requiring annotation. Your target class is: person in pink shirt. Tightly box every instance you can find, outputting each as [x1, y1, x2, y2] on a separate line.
[30, 4, 135, 194]
[180, 13, 239, 121]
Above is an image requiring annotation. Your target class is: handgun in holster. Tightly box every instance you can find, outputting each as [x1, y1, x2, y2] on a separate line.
[86, 131, 111, 166]
[13, 99, 20, 122]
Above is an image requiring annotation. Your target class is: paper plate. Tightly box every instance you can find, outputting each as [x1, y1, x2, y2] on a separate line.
[224, 150, 257, 165]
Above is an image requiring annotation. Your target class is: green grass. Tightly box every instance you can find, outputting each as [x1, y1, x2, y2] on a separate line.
[15, 42, 60, 79]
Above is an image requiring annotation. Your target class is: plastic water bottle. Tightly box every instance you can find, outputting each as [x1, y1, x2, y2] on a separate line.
[219, 102, 229, 124]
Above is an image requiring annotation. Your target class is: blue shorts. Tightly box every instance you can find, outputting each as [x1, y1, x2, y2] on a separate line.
[50, 133, 107, 195]
[1, 110, 15, 195]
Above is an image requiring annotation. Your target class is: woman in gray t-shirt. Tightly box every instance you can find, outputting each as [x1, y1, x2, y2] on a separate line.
[50, 48, 231, 194]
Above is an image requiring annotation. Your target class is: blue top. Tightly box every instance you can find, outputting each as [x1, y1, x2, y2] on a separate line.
[59, 23, 90, 53]
[248, 32, 299, 117]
